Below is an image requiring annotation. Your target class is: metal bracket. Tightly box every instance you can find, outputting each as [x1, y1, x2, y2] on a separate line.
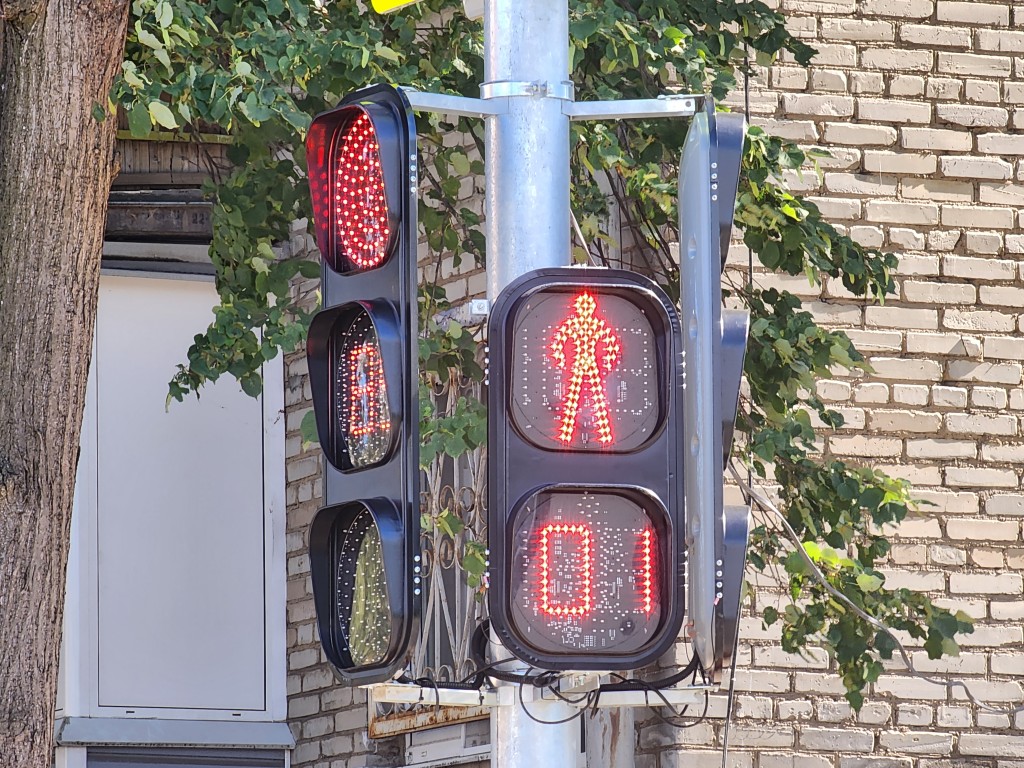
[563, 94, 703, 121]
[366, 678, 713, 709]
[401, 88, 704, 122]
[368, 681, 501, 708]
[400, 88, 506, 119]
[480, 80, 575, 101]
[541, 684, 713, 708]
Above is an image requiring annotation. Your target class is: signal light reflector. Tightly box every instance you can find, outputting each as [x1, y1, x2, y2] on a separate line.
[508, 489, 664, 656]
[509, 288, 661, 452]
[335, 308, 392, 470]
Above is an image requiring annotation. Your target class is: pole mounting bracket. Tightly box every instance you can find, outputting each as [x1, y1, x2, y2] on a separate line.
[480, 80, 575, 101]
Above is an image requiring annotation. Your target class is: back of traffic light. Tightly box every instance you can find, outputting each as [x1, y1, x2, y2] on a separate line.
[679, 101, 752, 684]
[304, 84, 420, 685]
[487, 268, 686, 671]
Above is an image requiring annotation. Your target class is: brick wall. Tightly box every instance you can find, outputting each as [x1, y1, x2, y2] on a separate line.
[635, 1, 1024, 766]
[284, 1, 1024, 765]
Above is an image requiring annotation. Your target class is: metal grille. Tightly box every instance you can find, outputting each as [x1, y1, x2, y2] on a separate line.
[369, 372, 488, 737]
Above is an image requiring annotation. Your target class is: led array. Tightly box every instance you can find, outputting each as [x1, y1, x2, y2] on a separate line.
[337, 315, 391, 468]
[538, 523, 593, 617]
[550, 292, 622, 446]
[334, 112, 390, 270]
[638, 528, 655, 614]
[335, 508, 390, 666]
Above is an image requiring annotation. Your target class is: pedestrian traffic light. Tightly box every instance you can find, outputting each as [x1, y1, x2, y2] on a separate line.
[679, 103, 752, 685]
[487, 267, 685, 671]
[303, 84, 420, 684]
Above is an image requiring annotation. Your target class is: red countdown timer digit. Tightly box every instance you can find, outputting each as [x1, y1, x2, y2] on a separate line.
[509, 289, 661, 451]
[508, 490, 664, 656]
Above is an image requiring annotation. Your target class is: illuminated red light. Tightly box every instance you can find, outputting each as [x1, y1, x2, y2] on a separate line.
[638, 528, 656, 614]
[336, 311, 392, 469]
[334, 112, 391, 270]
[538, 523, 593, 617]
[550, 292, 622, 446]
[346, 342, 389, 439]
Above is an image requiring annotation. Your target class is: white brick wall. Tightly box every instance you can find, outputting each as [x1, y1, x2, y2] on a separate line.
[284, 1, 1024, 765]
[665, 2, 1024, 767]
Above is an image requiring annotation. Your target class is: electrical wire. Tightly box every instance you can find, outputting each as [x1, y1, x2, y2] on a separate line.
[594, 667, 710, 730]
[515, 667, 593, 725]
[729, 460, 1024, 716]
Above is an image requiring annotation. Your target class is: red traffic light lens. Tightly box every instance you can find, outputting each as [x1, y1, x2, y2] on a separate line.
[332, 504, 392, 667]
[307, 103, 400, 274]
[334, 308, 393, 470]
[507, 489, 664, 656]
[509, 288, 661, 451]
[332, 112, 391, 271]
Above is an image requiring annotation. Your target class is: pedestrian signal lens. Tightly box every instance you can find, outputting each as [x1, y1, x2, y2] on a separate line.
[509, 289, 661, 451]
[508, 489, 665, 655]
[334, 308, 393, 470]
[331, 505, 391, 667]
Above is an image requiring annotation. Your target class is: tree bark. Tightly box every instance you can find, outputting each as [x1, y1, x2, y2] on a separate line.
[0, 1, 130, 765]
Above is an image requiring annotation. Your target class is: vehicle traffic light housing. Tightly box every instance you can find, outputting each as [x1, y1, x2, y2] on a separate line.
[304, 84, 420, 685]
[679, 102, 752, 684]
[487, 267, 685, 671]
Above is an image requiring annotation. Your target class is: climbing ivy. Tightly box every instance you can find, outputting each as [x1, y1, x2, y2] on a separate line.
[113, 0, 972, 707]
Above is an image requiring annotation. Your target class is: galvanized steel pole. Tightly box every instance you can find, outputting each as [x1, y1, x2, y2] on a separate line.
[482, 0, 579, 765]
[483, 0, 571, 299]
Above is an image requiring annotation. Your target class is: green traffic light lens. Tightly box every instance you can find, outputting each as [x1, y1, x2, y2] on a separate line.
[332, 505, 392, 668]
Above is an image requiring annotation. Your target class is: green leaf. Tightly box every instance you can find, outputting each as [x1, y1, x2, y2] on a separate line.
[300, 409, 318, 447]
[127, 103, 152, 137]
[155, 1, 173, 28]
[148, 101, 178, 130]
[137, 27, 163, 50]
[239, 372, 262, 398]
[462, 549, 486, 576]
[121, 61, 146, 89]
[449, 151, 471, 176]
[856, 573, 883, 593]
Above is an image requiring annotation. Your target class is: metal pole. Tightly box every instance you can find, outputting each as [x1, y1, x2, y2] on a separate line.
[482, 0, 580, 765]
[483, 0, 571, 299]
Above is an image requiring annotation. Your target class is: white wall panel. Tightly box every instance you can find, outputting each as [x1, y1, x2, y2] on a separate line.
[59, 269, 286, 724]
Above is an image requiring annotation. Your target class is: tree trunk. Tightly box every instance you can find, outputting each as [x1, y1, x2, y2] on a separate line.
[0, 2, 130, 766]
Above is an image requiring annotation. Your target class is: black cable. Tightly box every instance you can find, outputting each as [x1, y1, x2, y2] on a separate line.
[546, 683, 595, 707]
[597, 652, 701, 692]
[468, 619, 562, 686]
[515, 670, 592, 726]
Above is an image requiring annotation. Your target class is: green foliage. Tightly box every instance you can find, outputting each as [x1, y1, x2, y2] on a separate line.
[117, 0, 972, 706]
[418, 284, 486, 468]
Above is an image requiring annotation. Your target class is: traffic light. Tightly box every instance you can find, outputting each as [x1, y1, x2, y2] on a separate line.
[679, 102, 752, 684]
[487, 267, 685, 671]
[304, 84, 420, 684]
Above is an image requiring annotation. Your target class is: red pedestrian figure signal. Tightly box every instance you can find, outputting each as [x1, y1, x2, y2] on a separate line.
[488, 268, 685, 670]
[550, 292, 622, 446]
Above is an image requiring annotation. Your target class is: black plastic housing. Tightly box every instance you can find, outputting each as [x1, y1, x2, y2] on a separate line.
[304, 84, 419, 685]
[487, 267, 685, 671]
